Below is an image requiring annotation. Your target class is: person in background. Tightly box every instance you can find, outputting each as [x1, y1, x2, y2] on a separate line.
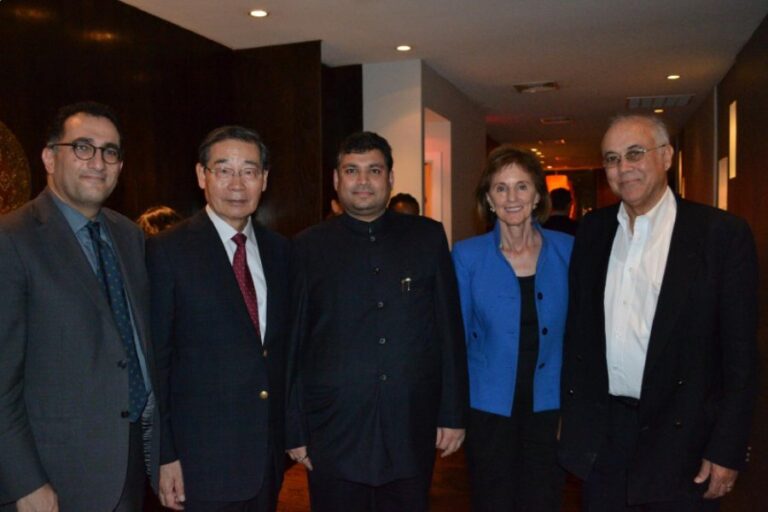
[0, 101, 155, 511]
[148, 126, 291, 511]
[287, 131, 468, 512]
[543, 187, 578, 235]
[137, 205, 182, 236]
[559, 114, 759, 511]
[452, 146, 573, 512]
[388, 192, 420, 215]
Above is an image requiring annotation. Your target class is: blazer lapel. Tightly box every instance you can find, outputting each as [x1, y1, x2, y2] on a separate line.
[642, 199, 703, 381]
[591, 206, 620, 359]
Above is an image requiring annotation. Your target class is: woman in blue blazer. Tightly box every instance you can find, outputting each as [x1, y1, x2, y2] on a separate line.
[452, 146, 573, 511]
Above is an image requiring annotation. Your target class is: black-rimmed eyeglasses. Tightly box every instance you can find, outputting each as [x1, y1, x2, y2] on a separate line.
[48, 141, 123, 164]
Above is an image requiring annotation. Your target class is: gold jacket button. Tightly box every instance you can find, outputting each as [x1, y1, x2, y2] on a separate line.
[259, 390, 269, 400]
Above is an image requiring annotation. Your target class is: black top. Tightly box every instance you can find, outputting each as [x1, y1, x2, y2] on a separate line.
[515, 274, 539, 411]
[287, 211, 468, 485]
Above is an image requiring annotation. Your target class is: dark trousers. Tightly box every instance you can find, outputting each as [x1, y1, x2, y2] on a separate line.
[584, 396, 720, 512]
[466, 407, 563, 512]
[183, 455, 278, 512]
[307, 469, 432, 512]
[114, 421, 147, 512]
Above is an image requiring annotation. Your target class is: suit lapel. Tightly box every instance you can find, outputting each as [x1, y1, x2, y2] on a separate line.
[33, 191, 114, 320]
[252, 222, 276, 348]
[189, 211, 263, 344]
[642, 199, 702, 380]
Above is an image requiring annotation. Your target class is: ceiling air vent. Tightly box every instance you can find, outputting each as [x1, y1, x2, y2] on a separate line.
[540, 116, 573, 125]
[626, 94, 694, 109]
[514, 81, 559, 93]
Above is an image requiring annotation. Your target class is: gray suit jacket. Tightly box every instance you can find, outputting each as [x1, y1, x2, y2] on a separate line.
[0, 188, 158, 510]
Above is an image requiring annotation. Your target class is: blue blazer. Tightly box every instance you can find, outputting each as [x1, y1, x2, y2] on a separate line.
[452, 221, 573, 416]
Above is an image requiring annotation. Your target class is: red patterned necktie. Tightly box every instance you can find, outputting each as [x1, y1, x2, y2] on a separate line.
[232, 233, 261, 340]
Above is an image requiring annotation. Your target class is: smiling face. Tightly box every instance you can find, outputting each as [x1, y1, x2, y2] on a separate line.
[602, 117, 673, 219]
[196, 139, 268, 231]
[42, 113, 123, 219]
[334, 149, 393, 222]
[486, 163, 540, 229]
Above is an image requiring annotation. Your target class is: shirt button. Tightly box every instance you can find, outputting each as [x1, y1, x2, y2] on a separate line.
[370, 235, 376, 242]
[538, 363, 546, 369]
[120, 411, 130, 418]
[541, 327, 548, 335]
[117, 359, 128, 369]
[377, 301, 384, 309]
[378, 337, 387, 345]
[380, 374, 388, 381]
[537, 292, 543, 300]
[259, 390, 269, 400]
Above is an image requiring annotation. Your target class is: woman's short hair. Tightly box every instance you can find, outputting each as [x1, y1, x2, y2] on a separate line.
[475, 145, 551, 227]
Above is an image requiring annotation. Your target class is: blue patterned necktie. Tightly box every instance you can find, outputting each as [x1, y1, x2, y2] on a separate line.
[87, 221, 148, 422]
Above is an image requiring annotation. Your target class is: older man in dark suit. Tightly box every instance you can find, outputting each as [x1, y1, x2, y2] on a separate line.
[0, 102, 155, 511]
[148, 126, 290, 512]
[559, 114, 759, 511]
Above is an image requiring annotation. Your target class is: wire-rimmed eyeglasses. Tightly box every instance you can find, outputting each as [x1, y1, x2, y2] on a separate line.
[602, 144, 667, 169]
[204, 166, 265, 183]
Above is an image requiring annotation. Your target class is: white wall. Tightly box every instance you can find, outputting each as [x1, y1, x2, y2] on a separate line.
[421, 63, 486, 243]
[363, 60, 423, 205]
[363, 60, 486, 244]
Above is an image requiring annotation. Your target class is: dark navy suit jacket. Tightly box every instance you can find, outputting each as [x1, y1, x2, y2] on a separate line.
[148, 210, 291, 501]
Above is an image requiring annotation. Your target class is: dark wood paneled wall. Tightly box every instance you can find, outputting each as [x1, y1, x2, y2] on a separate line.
[679, 93, 716, 205]
[0, 0, 233, 218]
[1, 2, 350, 235]
[682, 14, 768, 511]
[232, 41, 324, 236]
[321, 64, 363, 218]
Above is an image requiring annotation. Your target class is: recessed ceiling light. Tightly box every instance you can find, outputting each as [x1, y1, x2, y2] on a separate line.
[667, 74, 681, 80]
[530, 147, 538, 152]
[654, 108, 664, 114]
[396, 45, 412, 52]
[546, 165, 553, 170]
[249, 9, 269, 18]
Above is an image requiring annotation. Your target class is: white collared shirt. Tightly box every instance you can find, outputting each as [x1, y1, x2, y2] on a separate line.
[206, 205, 267, 339]
[604, 187, 676, 398]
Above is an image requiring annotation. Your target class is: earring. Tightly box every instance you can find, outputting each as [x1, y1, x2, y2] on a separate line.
[490, 206, 496, 213]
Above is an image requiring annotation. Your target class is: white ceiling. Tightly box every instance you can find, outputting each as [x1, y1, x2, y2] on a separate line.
[120, 0, 767, 169]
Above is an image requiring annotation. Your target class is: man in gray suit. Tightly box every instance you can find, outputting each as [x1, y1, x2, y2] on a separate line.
[0, 102, 155, 511]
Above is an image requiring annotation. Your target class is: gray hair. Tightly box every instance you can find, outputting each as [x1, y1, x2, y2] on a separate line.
[607, 114, 670, 146]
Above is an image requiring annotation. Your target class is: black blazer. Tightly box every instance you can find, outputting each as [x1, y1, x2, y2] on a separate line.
[147, 210, 291, 501]
[558, 197, 759, 505]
